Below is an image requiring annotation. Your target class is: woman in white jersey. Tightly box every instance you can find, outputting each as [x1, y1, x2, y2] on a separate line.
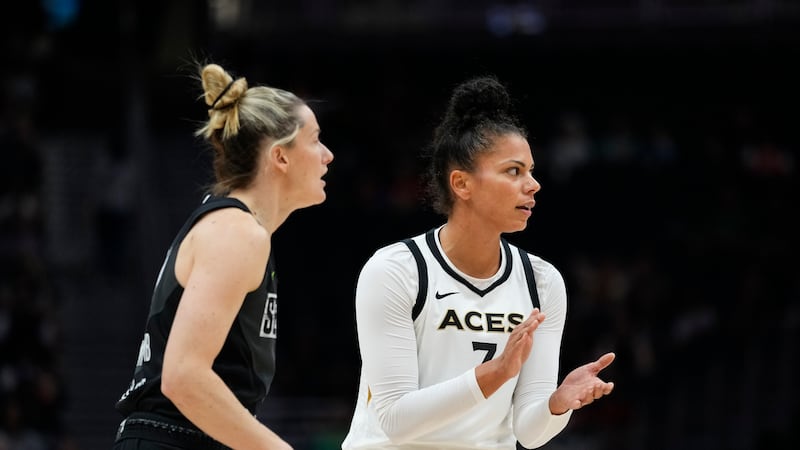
[342, 76, 614, 450]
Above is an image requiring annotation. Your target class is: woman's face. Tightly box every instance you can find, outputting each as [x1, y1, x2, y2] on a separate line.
[460, 133, 541, 233]
[287, 104, 334, 207]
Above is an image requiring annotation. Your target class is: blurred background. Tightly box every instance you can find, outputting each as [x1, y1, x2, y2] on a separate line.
[1, 0, 798, 449]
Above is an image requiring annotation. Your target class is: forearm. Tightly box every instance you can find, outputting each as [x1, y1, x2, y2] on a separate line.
[372, 369, 485, 443]
[514, 397, 572, 448]
[475, 355, 518, 398]
[163, 366, 290, 450]
[512, 329, 571, 447]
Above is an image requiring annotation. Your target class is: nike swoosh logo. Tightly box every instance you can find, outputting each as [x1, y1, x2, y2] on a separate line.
[435, 291, 457, 299]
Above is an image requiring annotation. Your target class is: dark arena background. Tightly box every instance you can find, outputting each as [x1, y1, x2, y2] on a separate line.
[1, 1, 798, 449]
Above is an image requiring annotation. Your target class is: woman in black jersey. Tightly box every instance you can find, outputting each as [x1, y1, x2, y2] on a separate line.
[113, 62, 333, 450]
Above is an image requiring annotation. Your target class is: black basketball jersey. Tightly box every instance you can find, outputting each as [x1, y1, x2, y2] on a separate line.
[115, 195, 279, 423]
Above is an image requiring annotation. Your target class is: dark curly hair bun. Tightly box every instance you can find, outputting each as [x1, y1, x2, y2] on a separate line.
[447, 76, 512, 130]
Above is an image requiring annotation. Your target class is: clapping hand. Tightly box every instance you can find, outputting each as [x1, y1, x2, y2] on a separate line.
[549, 352, 616, 414]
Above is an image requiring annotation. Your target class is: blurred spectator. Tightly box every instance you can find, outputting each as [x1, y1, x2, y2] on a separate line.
[546, 111, 592, 184]
[92, 133, 140, 278]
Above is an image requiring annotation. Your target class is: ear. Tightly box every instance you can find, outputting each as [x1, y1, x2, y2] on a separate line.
[268, 144, 290, 174]
[450, 169, 472, 201]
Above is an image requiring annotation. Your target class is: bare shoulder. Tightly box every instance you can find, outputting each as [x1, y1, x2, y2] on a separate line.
[189, 207, 270, 289]
[194, 207, 268, 246]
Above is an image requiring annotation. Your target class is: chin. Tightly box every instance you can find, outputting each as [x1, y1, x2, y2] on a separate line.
[308, 191, 327, 206]
[508, 222, 529, 233]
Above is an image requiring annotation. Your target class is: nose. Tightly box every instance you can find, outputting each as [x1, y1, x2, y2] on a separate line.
[322, 143, 334, 164]
[526, 173, 541, 194]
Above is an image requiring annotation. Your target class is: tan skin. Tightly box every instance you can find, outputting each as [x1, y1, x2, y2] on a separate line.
[161, 105, 333, 450]
[439, 133, 614, 415]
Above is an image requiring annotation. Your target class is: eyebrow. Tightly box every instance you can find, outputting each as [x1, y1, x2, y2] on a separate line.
[507, 159, 534, 168]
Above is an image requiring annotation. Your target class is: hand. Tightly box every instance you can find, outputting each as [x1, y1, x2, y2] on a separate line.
[476, 309, 545, 398]
[495, 309, 545, 379]
[549, 352, 615, 415]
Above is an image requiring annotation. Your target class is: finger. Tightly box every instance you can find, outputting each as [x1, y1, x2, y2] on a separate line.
[593, 352, 616, 371]
[592, 381, 614, 399]
[512, 320, 535, 338]
[516, 312, 543, 335]
[522, 309, 542, 325]
[512, 312, 535, 331]
[592, 383, 606, 399]
[510, 326, 534, 346]
[528, 315, 543, 333]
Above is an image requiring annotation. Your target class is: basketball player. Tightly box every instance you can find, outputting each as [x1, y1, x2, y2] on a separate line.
[342, 76, 614, 450]
[113, 62, 333, 450]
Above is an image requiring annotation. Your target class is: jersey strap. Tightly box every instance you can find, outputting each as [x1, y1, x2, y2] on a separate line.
[516, 246, 540, 450]
[196, 195, 251, 216]
[401, 238, 428, 320]
[403, 237, 541, 317]
[517, 246, 541, 310]
[172, 195, 252, 244]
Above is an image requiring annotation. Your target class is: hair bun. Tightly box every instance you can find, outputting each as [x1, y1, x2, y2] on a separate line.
[448, 76, 512, 128]
[201, 64, 248, 110]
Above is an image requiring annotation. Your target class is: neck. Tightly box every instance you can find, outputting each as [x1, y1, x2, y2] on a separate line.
[228, 187, 288, 234]
[439, 221, 502, 278]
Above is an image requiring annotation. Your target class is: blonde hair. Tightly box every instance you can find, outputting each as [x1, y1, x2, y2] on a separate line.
[194, 63, 307, 195]
[197, 63, 249, 140]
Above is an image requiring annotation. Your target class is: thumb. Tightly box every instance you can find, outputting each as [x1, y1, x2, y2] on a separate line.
[593, 352, 616, 372]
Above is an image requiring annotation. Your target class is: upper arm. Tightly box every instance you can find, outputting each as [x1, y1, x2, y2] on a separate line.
[517, 260, 567, 390]
[354, 245, 486, 443]
[165, 211, 269, 373]
[512, 261, 570, 445]
[355, 246, 420, 400]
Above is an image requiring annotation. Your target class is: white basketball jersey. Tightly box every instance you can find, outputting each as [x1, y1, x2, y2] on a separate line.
[342, 226, 567, 450]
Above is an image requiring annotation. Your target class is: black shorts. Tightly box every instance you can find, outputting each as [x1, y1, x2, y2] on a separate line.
[113, 412, 230, 450]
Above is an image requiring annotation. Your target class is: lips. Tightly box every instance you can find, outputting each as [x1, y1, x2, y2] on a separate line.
[517, 201, 535, 211]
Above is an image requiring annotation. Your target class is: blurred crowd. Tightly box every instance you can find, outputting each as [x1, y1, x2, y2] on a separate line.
[0, 74, 69, 449]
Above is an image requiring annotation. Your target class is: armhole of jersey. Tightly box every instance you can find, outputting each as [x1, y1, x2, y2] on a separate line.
[517, 247, 541, 310]
[402, 238, 428, 321]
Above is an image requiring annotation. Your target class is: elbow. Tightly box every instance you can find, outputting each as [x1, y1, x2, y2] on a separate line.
[514, 419, 568, 449]
[517, 439, 545, 449]
[515, 434, 548, 450]
[376, 412, 417, 445]
[379, 420, 411, 445]
[513, 423, 551, 449]
[383, 429, 415, 446]
[160, 362, 192, 405]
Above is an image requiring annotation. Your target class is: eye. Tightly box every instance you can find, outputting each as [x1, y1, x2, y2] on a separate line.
[507, 167, 521, 176]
